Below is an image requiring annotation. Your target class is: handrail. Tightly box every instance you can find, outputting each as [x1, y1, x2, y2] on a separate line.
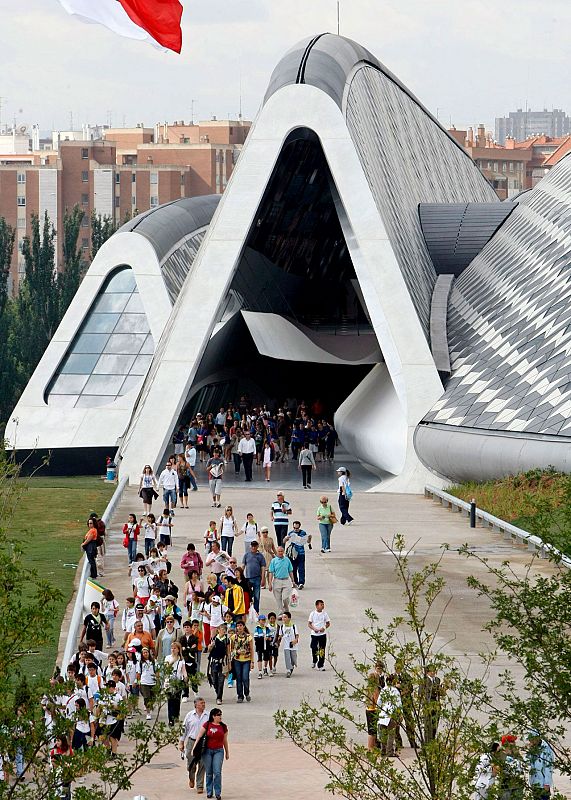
[424, 484, 571, 569]
[61, 476, 129, 669]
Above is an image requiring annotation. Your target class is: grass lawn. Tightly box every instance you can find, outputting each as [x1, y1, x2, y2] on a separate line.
[12, 476, 114, 681]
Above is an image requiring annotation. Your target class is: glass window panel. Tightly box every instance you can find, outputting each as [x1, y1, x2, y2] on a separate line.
[93, 354, 136, 374]
[129, 354, 153, 375]
[105, 333, 147, 354]
[73, 333, 110, 354]
[113, 314, 150, 334]
[124, 292, 144, 313]
[140, 334, 155, 355]
[60, 353, 100, 374]
[118, 375, 143, 396]
[75, 395, 118, 408]
[50, 374, 89, 394]
[94, 293, 131, 313]
[46, 394, 80, 408]
[83, 313, 120, 334]
[105, 269, 136, 293]
[83, 374, 126, 395]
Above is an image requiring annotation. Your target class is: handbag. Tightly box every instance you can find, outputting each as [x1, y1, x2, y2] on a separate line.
[191, 729, 207, 763]
[122, 535, 129, 548]
[329, 511, 338, 525]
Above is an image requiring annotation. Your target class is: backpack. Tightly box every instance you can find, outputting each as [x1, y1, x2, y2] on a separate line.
[345, 481, 353, 501]
[95, 520, 106, 547]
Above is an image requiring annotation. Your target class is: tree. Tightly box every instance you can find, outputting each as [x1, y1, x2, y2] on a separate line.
[90, 212, 118, 261]
[0, 220, 17, 429]
[275, 537, 496, 800]
[59, 205, 85, 316]
[463, 546, 571, 781]
[0, 218, 15, 318]
[0, 454, 181, 799]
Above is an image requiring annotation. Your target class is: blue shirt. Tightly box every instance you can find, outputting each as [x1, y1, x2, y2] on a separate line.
[528, 739, 553, 787]
[269, 555, 293, 579]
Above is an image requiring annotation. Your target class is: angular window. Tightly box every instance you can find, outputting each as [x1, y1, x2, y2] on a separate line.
[46, 266, 154, 408]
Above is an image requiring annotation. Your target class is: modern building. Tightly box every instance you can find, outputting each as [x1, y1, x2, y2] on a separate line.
[7, 34, 571, 490]
[0, 119, 250, 293]
[495, 108, 570, 145]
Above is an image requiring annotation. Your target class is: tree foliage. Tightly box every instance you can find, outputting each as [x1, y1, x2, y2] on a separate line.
[90, 212, 117, 261]
[59, 205, 85, 316]
[0, 222, 17, 429]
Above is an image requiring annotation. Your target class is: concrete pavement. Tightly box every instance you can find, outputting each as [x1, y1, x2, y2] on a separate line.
[90, 459, 564, 798]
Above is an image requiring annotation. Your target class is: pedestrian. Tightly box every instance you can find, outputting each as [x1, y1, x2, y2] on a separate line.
[242, 541, 266, 613]
[270, 491, 292, 548]
[138, 465, 159, 514]
[268, 546, 296, 613]
[180, 543, 204, 579]
[156, 615, 181, 662]
[377, 674, 401, 757]
[253, 614, 272, 679]
[421, 664, 444, 743]
[229, 620, 254, 703]
[471, 742, 500, 800]
[206, 447, 225, 508]
[185, 440, 199, 491]
[207, 622, 230, 704]
[158, 458, 179, 514]
[50, 734, 73, 799]
[259, 526, 277, 561]
[284, 521, 311, 589]
[82, 518, 99, 579]
[336, 466, 354, 525]
[80, 602, 108, 652]
[139, 647, 157, 720]
[498, 735, 525, 800]
[308, 599, 330, 670]
[122, 513, 140, 564]
[101, 589, 118, 648]
[224, 576, 246, 622]
[205, 541, 231, 581]
[157, 508, 173, 548]
[263, 439, 273, 481]
[219, 506, 237, 556]
[179, 697, 208, 792]
[192, 707, 229, 800]
[204, 520, 219, 553]
[298, 443, 316, 489]
[141, 513, 157, 557]
[230, 429, 243, 474]
[526, 730, 554, 800]
[237, 512, 259, 555]
[277, 611, 299, 677]
[394, 659, 416, 749]
[237, 429, 255, 482]
[316, 495, 335, 553]
[176, 454, 191, 510]
[164, 640, 187, 726]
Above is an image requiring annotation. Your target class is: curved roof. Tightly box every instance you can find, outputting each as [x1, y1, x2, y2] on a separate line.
[118, 194, 220, 263]
[264, 32, 470, 159]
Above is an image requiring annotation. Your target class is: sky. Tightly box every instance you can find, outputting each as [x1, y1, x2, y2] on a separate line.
[1, 0, 570, 134]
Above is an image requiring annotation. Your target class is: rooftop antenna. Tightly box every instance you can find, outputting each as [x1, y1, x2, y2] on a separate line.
[191, 99, 195, 125]
[239, 70, 242, 120]
[0, 97, 4, 129]
[337, 1, 340, 35]
[69, 110, 73, 130]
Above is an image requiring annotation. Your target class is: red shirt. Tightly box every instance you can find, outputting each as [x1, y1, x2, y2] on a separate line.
[203, 721, 227, 750]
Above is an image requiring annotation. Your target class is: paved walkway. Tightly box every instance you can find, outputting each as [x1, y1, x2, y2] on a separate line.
[92, 462, 564, 799]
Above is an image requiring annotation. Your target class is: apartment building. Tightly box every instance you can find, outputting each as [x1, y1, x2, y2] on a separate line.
[0, 119, 251, 292]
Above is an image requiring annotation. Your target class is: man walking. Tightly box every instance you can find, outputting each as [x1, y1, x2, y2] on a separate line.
[242, 541, 266, 613]
[206, 447, 224, 508]
[158, 459, 179, 513]
[237, 430, 256, 482]
[271, 491, 292, 548]
[284, 521, 311, 589]
[179, 696, 208, 792]
[268, 546, 295, 613]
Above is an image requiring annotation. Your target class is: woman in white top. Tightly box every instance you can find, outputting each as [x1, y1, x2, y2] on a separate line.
[238, 513, 259, 554]
[263, 442, 273, 482]
[163, 641, 188, 726]
[138, 648, 157, 720]
[219, 506, 237, 556]
[138, 465, 158, 514]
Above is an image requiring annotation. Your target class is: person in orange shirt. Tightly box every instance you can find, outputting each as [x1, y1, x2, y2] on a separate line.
[82, 518, 99, 579]
[126, 621, 155, 653]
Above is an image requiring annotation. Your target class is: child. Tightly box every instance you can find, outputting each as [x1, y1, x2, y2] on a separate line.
[224, 610, 237, 688]
[204, 520, 219, 553]
[277, 611, 299, 678]
[157, 509, 173, 547]
[142, 513, 157, 557]
[254, 614, 271, 678]
[308, 599, 331, 670]
[266, 612, 279, 675]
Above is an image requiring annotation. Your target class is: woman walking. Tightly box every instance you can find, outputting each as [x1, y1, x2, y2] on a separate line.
[298, 444, 316, 489]
[138, 465, 158, 514]
[164, 640, 187, 726]
[193, 708, 229, 800]
[207, 622, 230, 704]
[176, 454, 191, 510]
[219, 506, 237, 556]
[336, 466, 354, 525]
[316, 496, 335, 553]
[101, 589, 118, 647]
[122, 513, 140, 564]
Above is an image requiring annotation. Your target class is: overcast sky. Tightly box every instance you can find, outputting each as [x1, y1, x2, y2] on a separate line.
[2, 0, 570, 133]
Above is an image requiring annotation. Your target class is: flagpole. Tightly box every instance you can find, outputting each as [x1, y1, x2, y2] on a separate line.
[337, 1, 340, 35]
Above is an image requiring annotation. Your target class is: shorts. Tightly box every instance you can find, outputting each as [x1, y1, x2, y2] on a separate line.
[366, 709, 378, 736]
[209, 478, 222, 496]
[255, 638, 271, 659]
[140, 684, 155, 701]
[97, 720, 123, 741]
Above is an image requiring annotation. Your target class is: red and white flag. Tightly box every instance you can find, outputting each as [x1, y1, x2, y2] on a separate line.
[58, 0, 183, 53]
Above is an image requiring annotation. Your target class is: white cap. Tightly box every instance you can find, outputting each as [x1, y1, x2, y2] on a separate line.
[211, 595, 221, 603]
[129, 637, 141, 647]
[336, 466, 347, 473]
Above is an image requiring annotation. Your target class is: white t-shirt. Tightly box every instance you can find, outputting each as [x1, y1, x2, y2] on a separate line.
[241, 521, 258, 543]
[143, 522, 156, 541]
[135, 576, 153, 599]
[338, 474, 347, 492]
[308, 609, 330, 633]
[125, 615, 152, 634]
[376, 685, 401, 727]
[220, 516, 236, 538]
[185, 446, 197, 467]
[279, 623, 299, 651]
[208, 601, 228, 628]
[139, 660, 156, 686]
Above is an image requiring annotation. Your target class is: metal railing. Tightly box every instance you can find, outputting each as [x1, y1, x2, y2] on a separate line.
[61, 476, 129, 669]
[424, 484, 571, 569]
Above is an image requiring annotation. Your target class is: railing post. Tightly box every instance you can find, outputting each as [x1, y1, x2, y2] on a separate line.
[470, 498, 476, 528]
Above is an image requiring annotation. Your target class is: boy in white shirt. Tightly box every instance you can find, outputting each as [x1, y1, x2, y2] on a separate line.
[308, 599, 331, 671]
[277, 611, 299, 678]
[238, 513, 259, 554]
